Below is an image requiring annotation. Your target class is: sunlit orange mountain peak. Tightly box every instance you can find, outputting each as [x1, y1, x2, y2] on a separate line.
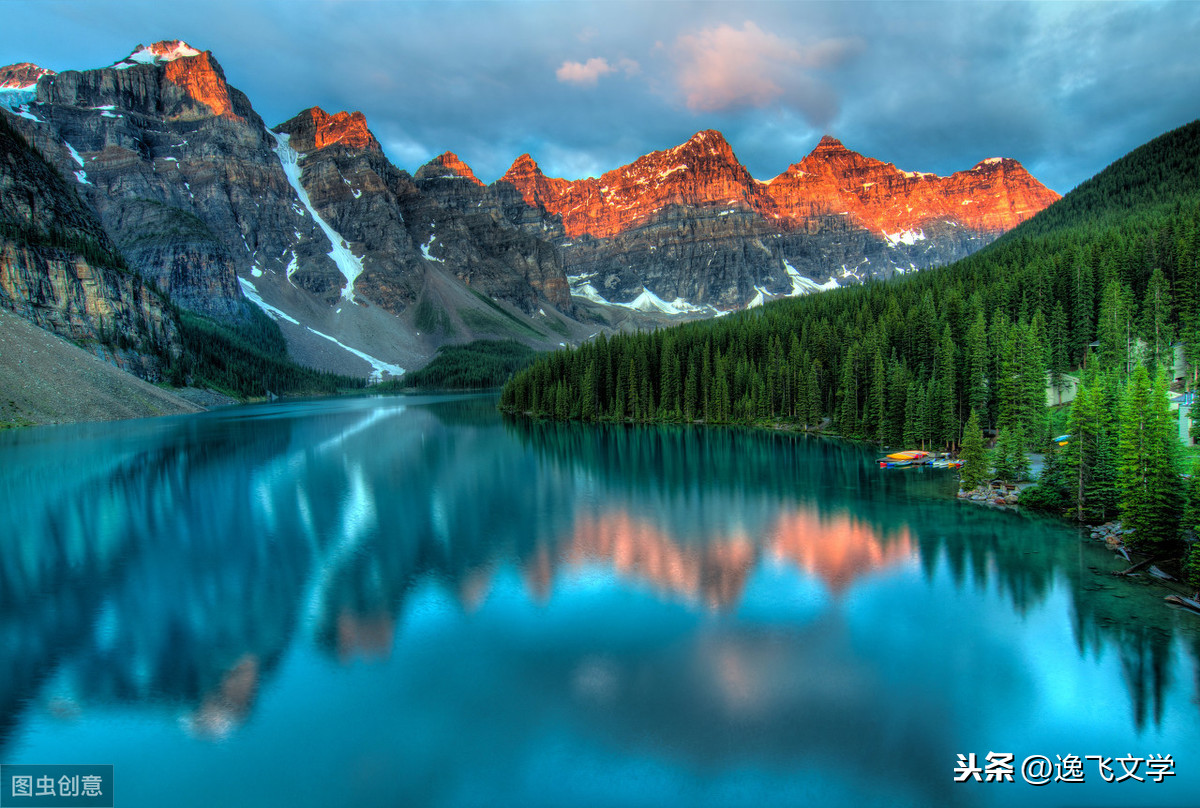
[276, 106, 381, 153]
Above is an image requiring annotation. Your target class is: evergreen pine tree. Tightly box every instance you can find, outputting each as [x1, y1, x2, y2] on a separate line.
[1117, 365, 1182, 548]
[993, 426, 1029, 481]
[806, 360, 822, 428]
[581, 361, 598, 421]
[1097, 280, 1134, 374]
[932, 326, 958, 449]
[903, 380, 920, 449]
[966, 310, 989, 420]
[959, 409, 988, 490]
[1017, 321, 1049, 447]
[684, 359, 698, 421]
[1140, 266, 1174, 370]
[869, 349, 887, 443]
[1048, 302, 1070, 402]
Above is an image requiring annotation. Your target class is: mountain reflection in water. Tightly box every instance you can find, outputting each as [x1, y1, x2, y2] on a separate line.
[0, 394, 1197, 807]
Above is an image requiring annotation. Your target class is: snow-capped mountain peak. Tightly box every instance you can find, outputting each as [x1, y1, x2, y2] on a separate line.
[0, 62, 55, 90]
[114, 40, 203, 69]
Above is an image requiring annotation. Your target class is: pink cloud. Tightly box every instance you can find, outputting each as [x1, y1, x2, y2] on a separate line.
[556, 56, 640, 86]
[673, 21, 860, 122]
[556, 57, 614, 86]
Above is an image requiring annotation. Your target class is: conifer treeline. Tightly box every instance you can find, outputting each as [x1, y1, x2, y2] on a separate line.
[501, 121, 1200, 457]
[177, 307, 366, 398]
[379, 340, 536, 391]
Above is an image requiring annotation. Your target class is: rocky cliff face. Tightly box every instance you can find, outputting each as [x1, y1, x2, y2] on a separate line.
[411, 152, 572, 313]
[499, 131, 1060, 309]
[0, 114, 179, 379]
[273, 106, 421, 313]
[277, 107, 380, 154]
[416, 151, 483, 186]
[2, 43, 343, 318]
[1, 44, 589, 379]
[276, 107, 572, 321]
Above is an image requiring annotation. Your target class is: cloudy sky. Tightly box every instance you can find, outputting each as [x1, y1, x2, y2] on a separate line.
[3, 1, 1198, 193]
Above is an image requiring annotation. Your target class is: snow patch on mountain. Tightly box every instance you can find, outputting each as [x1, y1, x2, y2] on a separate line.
[63, 142, 85, 167]
[238, 276, 403, 382]
[238, 277, 299, 324]
[627, 287, 709, 314]
[882, 229, 926, 246]
[0, 87, 43, 122]
[63, 141, 92, 183]
[114, 41, 202, 69]
[574, 283, 609, 305]
[271, 129, 364, 303]
[783, 260, 840, 296]
[573, 283, 721, 315]
[420, 234, 444, 263]
[303, 327, 404, 382]
[0, 86, 37, 109]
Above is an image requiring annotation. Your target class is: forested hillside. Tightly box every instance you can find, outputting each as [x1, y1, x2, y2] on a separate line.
[502, 120, 1200, 450]
[379, 340, 536, 391]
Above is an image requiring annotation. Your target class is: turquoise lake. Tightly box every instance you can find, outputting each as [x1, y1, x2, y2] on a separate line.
[1, 393, 1198, 807]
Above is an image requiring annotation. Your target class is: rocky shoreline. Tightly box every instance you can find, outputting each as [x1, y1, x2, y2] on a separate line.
[948, 459, 1198, 606]
[957, 480, 1025, 507]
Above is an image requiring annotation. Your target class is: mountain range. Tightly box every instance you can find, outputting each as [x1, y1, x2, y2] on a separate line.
[0, 41, 1059, 381]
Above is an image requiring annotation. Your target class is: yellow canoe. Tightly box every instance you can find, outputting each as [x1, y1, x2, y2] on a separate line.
[885, 450, 929, 461]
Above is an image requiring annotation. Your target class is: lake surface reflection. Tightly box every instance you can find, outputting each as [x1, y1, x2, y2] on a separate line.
[1, 394, 1197, 807]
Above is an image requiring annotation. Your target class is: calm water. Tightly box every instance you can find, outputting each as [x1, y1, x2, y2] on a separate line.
[1, 393, 1198, 807]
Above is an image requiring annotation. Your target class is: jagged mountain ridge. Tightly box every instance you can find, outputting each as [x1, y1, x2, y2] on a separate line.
[495, 130, 1059, 309]
[768, 135, 1056, 237]
[501, 130, 780, 240]
[0, 42, 589, 379]
[273, 106, 573, 318]
[0, 39, 1059, 382]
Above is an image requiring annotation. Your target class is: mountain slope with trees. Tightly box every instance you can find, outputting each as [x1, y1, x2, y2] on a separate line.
[503, 119, 1200, 438]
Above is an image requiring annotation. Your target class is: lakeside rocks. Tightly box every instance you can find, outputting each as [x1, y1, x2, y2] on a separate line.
[1090, 521, 1135, 550]
[957, 482, 1021, 506]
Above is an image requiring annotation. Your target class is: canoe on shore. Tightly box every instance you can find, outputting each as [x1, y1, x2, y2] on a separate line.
[886, 450, 929, 461]
[880, 450, 930, 469]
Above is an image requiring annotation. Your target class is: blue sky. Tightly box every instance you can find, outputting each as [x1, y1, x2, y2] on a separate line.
[3, 1, 1198, 194]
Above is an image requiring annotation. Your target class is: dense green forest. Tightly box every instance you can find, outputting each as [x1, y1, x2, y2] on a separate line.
[379, 339, 536, 391]
[175, 305, 366, 398]
[501, 120, 1200, 581]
